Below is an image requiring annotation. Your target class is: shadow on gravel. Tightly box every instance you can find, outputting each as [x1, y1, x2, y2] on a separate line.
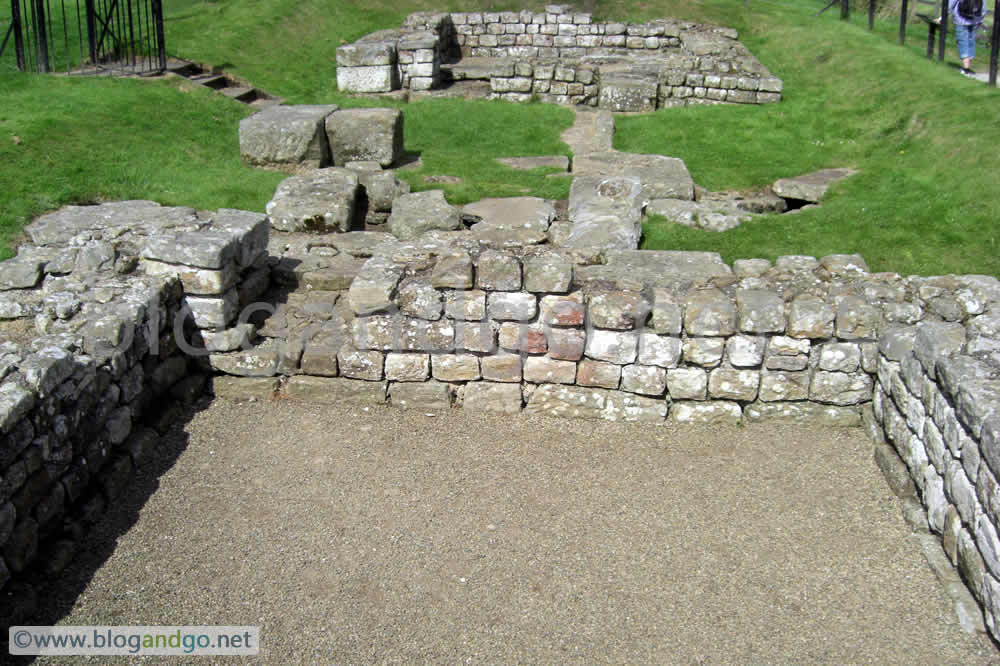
[1, 397, 210, 665]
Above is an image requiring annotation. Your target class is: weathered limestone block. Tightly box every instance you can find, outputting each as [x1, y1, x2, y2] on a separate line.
[432, 252, 475, 289]
[481, 354, 522, 382]
[564, 175, 644, 250]
[337, 44, 398, 93]
[765, 336, 810, 371]
[817, 342, 861, 373]
[389, 380, 452, 410]
[725, 335, 765, 368]
[455, 321, 497, 353]
[914, 321, 967, 380]
[325, 108, 404, 168]
[809, 370, 873, 405]
[444, 289, 486, 320]
[682, 337, 725, 367]
[266, 168, 360, 233]
[0, 259, 43, 290]
[744, 402, 861, 426]
[576, 359, 621, 389]
[432, 354, 480, 381]
[355, 170, 411, 214]
[878, 325, 918, 362]
[669, 400, 742, 424]
[835, 296, 881, 340]
[601, 391, 667, 423]
[463, 197, 556, 233]
[708, 368, 760, 401]
[337, 347, 384, 380]
[239, 104, 338, 169]
[621, 364, 667, 396]
[209, 340, 280, 377]
[476, 251, 522, 291]
[141, 259, 236, 296]
[143, 231, 239, 270]
[651, 291, 683, 335]
[539, 293, 585, 326]
[523, 356, 577, 384]
[398, 280, 442, 320]
[787, 294, 834, 338]
[524, 383, 605, 419]
[598, 73, 658, 112]
[759, 370, 810, 402]
[462, 381, 523, 414]
[684, 288, 736, 336]
[772, 168, 857, 203]
[488, 292, 537, 321]
[286, 376, 388, 405]
[384, 353, 430, 381]
[736, 289, 784, 334]
[523, 252, 573, 293]
[546, 327, 586, 361]
[388, 190, 462, 241]
[638, 333, 682, 368]
[667, 367, 707, 400]
[210, 376, 279, 401]
[588, 291, 649, 330]
[348, 255, 405, 316]
[585, 329, 638, 365]
[573, 151, 695, 201]
[185, 289, 239, 330]
[498, 322, 546, 353]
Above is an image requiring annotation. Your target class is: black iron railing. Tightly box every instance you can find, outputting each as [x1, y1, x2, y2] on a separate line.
[1, 0, 164, 75]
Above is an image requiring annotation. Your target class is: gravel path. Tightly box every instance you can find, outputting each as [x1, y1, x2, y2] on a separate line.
[32, 398, 1000, 663]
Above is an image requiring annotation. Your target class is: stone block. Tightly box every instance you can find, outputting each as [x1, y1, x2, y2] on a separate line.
[682, 337, 725, 367]
[588, 291, 649, 330]
[546, 327, 586, 361]
[576, 359, 621, 389]
[389, 381, 452, 410]
[621, 364, 667, 396]
[669, 401, 742, 425]
[389, 190, 462, 241]
[239, 104, 338, 169]
[488, 292, 537, 321]
[585, 330, 638, 365]
[539, 293, 585, 326]
[477, 251, 522, 291]
[835, 296, 881, 340]
[708, 368, 760, 401]
[326, 108, 404, 168]
[444, 290, 486, 321]
[337, 65, 397, 94]
[736, 289, 784, 334]
[684, 288, 736, 336]
[809, 371, 873, 406]
[384, 353, 430, 381]
[524, 253, 572, 293]
[266, 168, 360, 233]
[667, 367, 708, 400]
[523, 357, 577, 384]
[744, 402, 861, 427]
[455, 321, 497, 353]
[759, 370, 810, 402]
[637, 333, 682, 368]
[285, 376, 387, 405]
[524, 383, 605, 419]
[463, 381, 523, 414]
[481, 354, 522, 382]
[603, 391, 667, 423]
[432, 354, 480, 382]
[725, 335, 765, 368]
[432, 252, 475, 289]
[498, 322, 546, 353]
[337, 347, 384, 380]
[817, 342, 862, 373]
[209, 376, 279, 401]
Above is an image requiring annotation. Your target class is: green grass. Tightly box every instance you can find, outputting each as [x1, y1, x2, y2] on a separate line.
[0, 0, 998, 276]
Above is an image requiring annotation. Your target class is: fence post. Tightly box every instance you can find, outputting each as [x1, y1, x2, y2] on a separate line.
[938, 0, 949, 59]
[869, 0, 876, 29]
[31, 0, 48, 71]
[899, 0, 911, 43]
[10, 0, 25, 70]
[991, 0, 1000, 85]
[83, 0, 96, 64]
[841, 0, 850, 20]
[150, 0, 165, 71]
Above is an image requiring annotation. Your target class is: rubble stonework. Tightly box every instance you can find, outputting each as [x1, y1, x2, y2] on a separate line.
[335, 6, 783, 111]
[2, 195, 1000, 638]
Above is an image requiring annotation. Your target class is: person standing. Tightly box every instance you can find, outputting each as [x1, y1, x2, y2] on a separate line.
[948, 0, 989, 75]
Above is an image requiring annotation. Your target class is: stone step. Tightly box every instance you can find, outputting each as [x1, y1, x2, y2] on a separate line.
[190, 73, 231, 89]
[220, 86, 260, 103]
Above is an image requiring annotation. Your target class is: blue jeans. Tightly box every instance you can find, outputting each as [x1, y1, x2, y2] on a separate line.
[956, 23, 977, 60]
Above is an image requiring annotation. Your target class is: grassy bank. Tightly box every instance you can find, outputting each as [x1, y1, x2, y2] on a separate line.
[0, 0, 997, 276]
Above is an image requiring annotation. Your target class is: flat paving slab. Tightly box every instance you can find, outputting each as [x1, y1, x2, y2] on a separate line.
[34, 399, 1000, 663]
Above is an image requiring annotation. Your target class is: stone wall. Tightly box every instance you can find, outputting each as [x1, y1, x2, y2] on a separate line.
[4, 201, 1000, 638]
[0, 202, 270, 623]
[336, 6, 783, 111]
[871, 287, 1000, 636]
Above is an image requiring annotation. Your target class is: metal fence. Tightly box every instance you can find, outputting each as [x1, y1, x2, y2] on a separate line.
[1, 0, 165, 75]
[820, 0, 1000, 85]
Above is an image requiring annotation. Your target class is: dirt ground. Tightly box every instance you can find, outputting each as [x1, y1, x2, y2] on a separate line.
[31, 397, 1000, 663]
